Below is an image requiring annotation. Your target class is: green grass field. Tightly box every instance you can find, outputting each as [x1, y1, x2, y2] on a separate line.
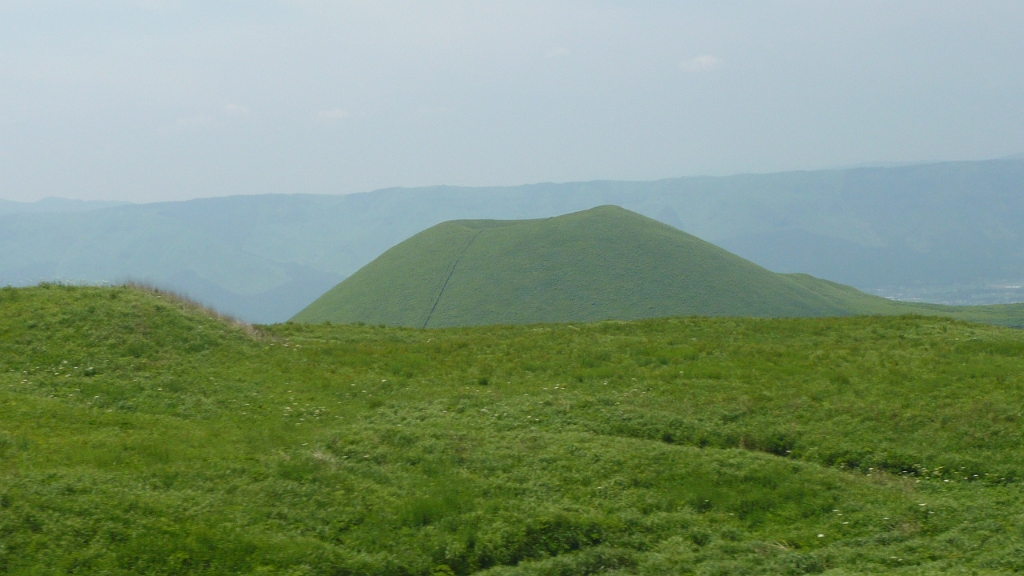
[3, 284, 1024, 574]
[292, 206, 1024, 329]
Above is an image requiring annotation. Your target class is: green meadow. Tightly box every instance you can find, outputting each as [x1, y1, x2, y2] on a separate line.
[2, 284, 1024, 574]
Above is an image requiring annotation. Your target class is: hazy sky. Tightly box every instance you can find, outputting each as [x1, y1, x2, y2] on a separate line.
[2, 1, 1023, 202]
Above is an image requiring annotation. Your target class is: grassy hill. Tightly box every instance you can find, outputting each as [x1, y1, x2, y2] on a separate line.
[293, 206, 1024, 328]
[3, 284, 1024, 573]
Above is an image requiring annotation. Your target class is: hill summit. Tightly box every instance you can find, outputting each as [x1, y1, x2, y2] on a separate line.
[295, 205, 927, 327]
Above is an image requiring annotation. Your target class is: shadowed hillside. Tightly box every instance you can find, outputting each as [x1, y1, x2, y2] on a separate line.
[293, 206, 1024, 328]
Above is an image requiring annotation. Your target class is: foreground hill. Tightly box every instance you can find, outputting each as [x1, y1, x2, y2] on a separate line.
[293, 206, 1024, 328]
[3, 284, 1024, 573]
[3, 159, 1024, 322]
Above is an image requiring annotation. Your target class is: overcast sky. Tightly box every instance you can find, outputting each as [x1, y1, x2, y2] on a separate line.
[1, 1, 1023, 203]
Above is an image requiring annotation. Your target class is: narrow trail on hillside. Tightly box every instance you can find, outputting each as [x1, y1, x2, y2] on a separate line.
[423, 230, 483, 328]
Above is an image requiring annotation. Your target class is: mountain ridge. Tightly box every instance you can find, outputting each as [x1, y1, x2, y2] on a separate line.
[4, 158, 1024, 322]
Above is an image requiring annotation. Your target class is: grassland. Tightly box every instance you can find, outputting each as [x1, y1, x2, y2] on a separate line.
[293, 206, 1024, 329]
[2, 283, 1024, 574]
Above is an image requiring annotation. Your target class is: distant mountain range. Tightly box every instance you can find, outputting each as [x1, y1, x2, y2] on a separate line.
[294, 206, 1024, 328]
[2, 158, 1023, 323]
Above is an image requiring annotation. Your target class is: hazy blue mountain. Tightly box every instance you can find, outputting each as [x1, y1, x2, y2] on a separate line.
[2, 159, 1023, 322]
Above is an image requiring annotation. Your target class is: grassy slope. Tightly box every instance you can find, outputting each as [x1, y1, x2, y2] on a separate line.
[293, 206, 1024, 328]
[293, 220, 483, 328]
[4, 284, 1024, 574]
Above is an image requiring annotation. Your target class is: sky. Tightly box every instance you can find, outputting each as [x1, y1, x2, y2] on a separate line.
[1, 1, 1023, 203]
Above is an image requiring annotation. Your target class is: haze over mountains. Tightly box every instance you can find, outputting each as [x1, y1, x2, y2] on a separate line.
[0, 198, 129, 216]
[2, 158, 1023, 323]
